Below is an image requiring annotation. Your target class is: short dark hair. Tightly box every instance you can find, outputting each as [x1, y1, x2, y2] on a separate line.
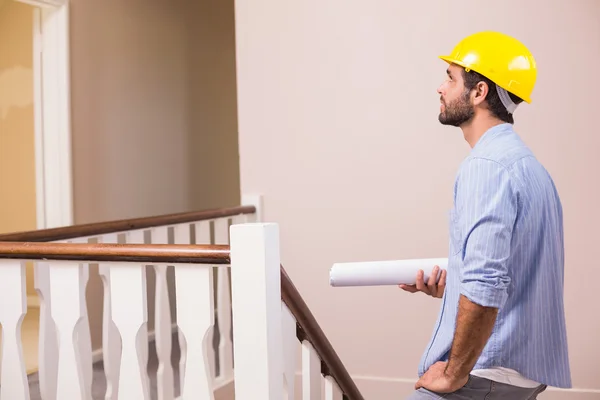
[462, 69, 523, 124]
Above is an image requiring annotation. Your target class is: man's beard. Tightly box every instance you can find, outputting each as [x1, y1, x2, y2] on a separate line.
[438, 93, 474, 127]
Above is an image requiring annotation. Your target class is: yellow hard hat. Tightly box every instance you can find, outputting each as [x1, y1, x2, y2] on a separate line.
[439, 31, 537, 103]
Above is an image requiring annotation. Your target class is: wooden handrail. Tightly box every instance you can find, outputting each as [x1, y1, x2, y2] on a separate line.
[281, 265, 364, 400]
[0, 205, 256, 243]
[0, 242, 230, 264]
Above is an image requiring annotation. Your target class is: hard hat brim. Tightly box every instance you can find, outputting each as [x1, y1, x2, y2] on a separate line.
[438, 55, 532, 103]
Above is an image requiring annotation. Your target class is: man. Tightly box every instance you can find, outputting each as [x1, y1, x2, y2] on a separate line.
[401, 31, 572, 399]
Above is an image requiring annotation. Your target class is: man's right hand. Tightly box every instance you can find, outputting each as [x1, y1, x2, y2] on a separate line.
[398, 265, 446, 298]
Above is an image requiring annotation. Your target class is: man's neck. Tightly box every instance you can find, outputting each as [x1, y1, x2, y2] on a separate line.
[460, 117, 507, 148]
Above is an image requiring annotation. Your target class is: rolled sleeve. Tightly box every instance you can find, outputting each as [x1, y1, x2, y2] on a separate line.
[455, 157, 517, 309]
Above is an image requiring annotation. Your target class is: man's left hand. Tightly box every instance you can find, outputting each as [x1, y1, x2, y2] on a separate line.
[415, 361, 469, 393]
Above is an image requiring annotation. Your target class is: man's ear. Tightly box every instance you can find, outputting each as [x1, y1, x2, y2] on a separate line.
[471, 81, 488, 106]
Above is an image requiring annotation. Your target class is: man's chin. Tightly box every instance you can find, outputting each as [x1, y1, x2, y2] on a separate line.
[438, 113, 453, 126]
[438, 113, 466, 127]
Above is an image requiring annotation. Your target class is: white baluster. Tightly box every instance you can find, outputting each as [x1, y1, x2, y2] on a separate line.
[175, 262, 215, 399]
[0, 260, 30, 400]
[232, 215, 247, 225]
[173, 224, 190, 244]
[50, 261, 92, 399]
[35, 260, 58, 400]
[98, 233, 122, 400]
[69, 238, 93, 396]
[302, 341, 321, 400]
[194, 221, 211, 244]
[125, 230, 149, 398]
[151, 226, 175, 400]
[282, 303, 297, 400]
[230, 223, 283, 400]
[173, 224, 192, 396]
[194, 221, 216, 381]
[324, 376, 341, 400]
[214, 218, 233, 382]
[109, 262, 151, 399]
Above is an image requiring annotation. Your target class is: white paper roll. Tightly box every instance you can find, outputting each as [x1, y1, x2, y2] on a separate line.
[329, 258, 448, 287]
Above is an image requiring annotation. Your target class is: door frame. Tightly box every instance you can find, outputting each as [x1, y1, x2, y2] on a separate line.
[16, 0, 73, 229]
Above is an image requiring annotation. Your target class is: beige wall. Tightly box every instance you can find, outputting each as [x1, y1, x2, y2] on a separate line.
[186, 0, 241, 210]
[0, 0, 36, 234]
[234, 0, 600, 398]
[69, 0, 240, 350]
[0, 1, 37, 298]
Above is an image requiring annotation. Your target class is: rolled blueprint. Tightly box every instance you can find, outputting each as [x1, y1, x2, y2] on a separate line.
[329, 258, 448, 287]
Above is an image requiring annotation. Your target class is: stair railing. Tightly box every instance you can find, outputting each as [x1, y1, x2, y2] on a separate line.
[0, 207, 364, 400]
[0, 205, 256, 399]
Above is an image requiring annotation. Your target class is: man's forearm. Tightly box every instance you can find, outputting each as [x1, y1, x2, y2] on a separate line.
[444, 294, 499, 380]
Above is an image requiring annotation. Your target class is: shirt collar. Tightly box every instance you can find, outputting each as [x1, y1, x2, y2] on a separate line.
[472, 123, 514, 153]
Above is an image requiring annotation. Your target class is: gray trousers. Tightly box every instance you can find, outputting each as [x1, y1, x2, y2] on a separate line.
[406, 375, 547, 399]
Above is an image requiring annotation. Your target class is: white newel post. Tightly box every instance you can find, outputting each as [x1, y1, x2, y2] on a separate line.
[230, 223, 283, 400]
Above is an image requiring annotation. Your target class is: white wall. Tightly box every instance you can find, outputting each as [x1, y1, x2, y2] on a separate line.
[234, 0, 600, 398]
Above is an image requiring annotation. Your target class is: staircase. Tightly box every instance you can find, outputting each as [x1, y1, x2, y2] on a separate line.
[0, 198, 364, 399]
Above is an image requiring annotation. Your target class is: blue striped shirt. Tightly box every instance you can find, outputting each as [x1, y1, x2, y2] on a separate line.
[418, 123, 572, 388]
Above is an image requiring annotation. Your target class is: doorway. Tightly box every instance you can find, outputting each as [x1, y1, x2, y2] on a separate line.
[0, 0, 40, 374]
[0, 0, 72, 374]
